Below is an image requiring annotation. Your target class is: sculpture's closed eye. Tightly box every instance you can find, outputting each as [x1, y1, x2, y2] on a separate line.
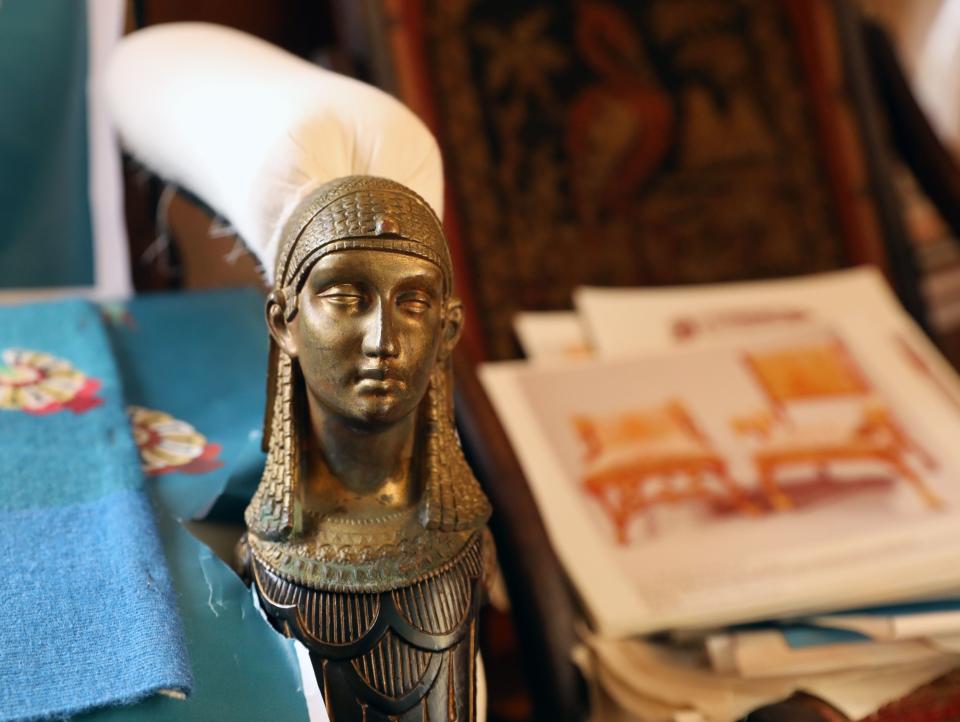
[317, 284, 365, 307]
[398, 292, 431, 314]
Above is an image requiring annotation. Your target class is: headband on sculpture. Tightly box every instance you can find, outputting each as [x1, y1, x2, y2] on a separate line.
[276, 176, 452, 293]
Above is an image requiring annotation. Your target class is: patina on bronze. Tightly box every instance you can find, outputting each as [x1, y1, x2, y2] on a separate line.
[238, 175, 491, 721]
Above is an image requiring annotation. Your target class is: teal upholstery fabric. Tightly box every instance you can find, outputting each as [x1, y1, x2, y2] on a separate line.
[104, 289, 269, 521]
[1, 292, 311, 721]
[0, 0, 95, 287]
[0, 300, 190, 720]
[88, 288, 310, 722]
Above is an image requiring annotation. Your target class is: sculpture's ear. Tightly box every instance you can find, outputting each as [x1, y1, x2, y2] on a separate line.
[266, 290, 299, 358]
[439, 298, 464, 360]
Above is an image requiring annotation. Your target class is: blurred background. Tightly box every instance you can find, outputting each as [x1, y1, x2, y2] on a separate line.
[120, 0, 960, 361]
[6, 1, 960, 720]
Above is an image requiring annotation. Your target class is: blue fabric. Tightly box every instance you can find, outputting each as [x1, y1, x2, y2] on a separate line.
[104, 289, 268, 521]
[0, 493, 191, 720]
[0, 301, 191, 721]
[87, 289, 309, 721]
[0, 0, 94, 288]
[0, 304, 137, 510]
[77, 500, 310, 722]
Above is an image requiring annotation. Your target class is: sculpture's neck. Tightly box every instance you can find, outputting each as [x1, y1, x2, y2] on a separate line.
[301, 395, 421, 517]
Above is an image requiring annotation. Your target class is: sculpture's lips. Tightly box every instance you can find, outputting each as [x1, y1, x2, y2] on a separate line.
[356, 367, 404, 393]
[356, 378, 403, 396]
[357, 366, 392, 381]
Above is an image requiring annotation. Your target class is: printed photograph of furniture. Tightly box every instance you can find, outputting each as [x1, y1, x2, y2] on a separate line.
[574, 401, 757, 544]
[736, 339, 942, 512]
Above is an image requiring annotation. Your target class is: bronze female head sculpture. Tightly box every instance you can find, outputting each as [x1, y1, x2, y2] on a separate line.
[242, 175, 490, 720]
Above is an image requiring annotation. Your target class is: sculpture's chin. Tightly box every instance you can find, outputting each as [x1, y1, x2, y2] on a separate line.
[348, 395, 414, 429]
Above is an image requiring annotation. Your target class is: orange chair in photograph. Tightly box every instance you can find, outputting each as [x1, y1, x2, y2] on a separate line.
[736, 339, 941, 510]
[573, 399, 755, 543]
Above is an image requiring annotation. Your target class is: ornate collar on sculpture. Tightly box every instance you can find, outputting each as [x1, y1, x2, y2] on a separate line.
[248, 511, 480, 593]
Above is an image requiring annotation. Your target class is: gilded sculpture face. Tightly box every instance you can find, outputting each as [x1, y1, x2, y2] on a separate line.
[268, 248, 462, 429]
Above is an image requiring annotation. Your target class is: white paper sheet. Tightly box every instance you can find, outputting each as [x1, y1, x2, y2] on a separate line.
[580, 628, 957, 722]
[481, 313, 960, 637]
[514, 311, 592, 360]
[574, 266, 906, 357]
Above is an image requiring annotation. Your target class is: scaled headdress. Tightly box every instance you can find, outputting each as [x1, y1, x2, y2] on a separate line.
[244, 176, 489, 588]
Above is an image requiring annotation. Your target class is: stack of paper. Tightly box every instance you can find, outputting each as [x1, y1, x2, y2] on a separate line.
[480, 267, 960, 721]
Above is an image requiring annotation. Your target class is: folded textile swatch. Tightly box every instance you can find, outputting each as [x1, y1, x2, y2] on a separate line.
[77, 506, 310, 722]
[0, 300, 192, 721]
[103, 289, 268, 522]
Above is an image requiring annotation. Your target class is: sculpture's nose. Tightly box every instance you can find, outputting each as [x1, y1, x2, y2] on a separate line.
[362, 299, 400, 358]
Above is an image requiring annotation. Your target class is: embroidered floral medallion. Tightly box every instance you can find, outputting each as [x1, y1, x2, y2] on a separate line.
[128, 405, 222, 476]
[0, 349, 103, 414]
